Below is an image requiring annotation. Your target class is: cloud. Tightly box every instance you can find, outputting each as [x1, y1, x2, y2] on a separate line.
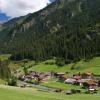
[0, 0, 51, 18]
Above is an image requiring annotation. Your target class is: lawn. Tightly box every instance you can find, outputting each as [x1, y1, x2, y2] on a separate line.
[42, 81, 80, 90]
[0, 85, 100, 100]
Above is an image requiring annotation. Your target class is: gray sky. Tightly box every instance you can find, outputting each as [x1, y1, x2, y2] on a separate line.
[0, 0, 51, 18]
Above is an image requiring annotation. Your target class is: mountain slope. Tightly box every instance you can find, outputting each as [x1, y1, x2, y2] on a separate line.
[0, 0, 100, 61]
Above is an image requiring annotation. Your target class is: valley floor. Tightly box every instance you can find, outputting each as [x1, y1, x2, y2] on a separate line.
[0, 85, 100, 100]
[0, 55, 100, 100]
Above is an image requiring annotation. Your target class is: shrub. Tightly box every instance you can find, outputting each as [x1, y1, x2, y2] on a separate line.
[65, 59, 71, 64]
[56, 58, 65, 67]
[45, 62, 55, 65]
[8, 76, 17, 86]
[98, 80, 100, 87]
[23, 66, 28, 75]
[83, 82, 89, 89]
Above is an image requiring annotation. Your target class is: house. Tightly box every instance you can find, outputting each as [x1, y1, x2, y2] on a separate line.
[82, 79, 98, 89]
[65, 78, 76, 84]
[77, 79, 85, 86]
[73, 75, 81, 80]
[20, 71, 52, 83]
[82, 72, 94, 79]
[51, 72, 65, 78]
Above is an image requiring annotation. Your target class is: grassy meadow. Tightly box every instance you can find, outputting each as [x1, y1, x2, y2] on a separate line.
[28, 57, 100, 75]
[1, 54, 100, 75]
[0, 54, 100, 100]
[42, 81, 80, 90]
[0, 85, 100, 100]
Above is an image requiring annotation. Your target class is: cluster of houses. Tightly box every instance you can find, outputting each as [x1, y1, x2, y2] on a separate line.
[54, 72, 99, 92]
[19, 71, 100, 93]
[19, 71, 51, 83]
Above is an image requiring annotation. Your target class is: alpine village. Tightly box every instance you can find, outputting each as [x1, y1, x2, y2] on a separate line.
[0, 0, 100, 100]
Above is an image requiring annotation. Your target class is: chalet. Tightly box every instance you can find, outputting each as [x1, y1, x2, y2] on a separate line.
[82, 72, 94, 79]
[65, 78, 76, 84]
[73, 75, 81, 80]
[86, 80, 98, 87]
[20, 71, 51, 83]
[77, 79, 85, 86]
[82, 79, 98, 90]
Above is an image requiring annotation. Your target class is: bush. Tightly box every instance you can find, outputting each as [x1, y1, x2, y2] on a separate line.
[23, 66, 28, 75]
[45, 62, 55, 65]
[98, 80, 100, 87]
[65, 59, 72, 64]
[56, 58, 65, 67]
[22, 59, 29, 63]
[71, 89, 76, 94]
[8, 76, 17, 86]
[71, 66, 75, 70]
[83, 82, 89, 89]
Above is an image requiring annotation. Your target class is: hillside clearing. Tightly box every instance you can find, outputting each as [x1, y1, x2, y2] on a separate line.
[27, 57, 100, 75]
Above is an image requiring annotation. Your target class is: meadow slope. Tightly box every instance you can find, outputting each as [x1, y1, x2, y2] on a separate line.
[0, 85, 100, 100]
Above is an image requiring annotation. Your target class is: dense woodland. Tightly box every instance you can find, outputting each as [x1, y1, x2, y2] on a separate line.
[0, 0, 100, 62]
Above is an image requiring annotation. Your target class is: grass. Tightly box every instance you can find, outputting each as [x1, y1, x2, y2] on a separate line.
[0, 54, 99, 75]
[0, 85, 100, 100]
[0, 55, 100, 100]
[0, 54, 100, 75]
[28, 57, 100, 75]
[41, 78, 80, 90]
[9, 60, 35, 72]
[42, 81, 80, 90]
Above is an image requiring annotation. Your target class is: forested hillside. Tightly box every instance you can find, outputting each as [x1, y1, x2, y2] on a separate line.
[0, 0, 100, 62]
[0, 60, 11, 79]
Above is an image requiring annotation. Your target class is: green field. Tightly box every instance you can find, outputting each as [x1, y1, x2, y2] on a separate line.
[1, 54, 99, 75]
[42, 81, 80, 90]
[28, 57, 100, 75]
[0, 85, 100, 100]
[0, 55, 100, 100]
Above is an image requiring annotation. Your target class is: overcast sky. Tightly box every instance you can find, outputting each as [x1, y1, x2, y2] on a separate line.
[0, 0, 52, 18]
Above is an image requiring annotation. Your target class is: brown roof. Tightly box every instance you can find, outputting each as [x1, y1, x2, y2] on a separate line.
[85, 80, 96, 85]
[73, 75, 81, 80]
[86, 72, 93, 76]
